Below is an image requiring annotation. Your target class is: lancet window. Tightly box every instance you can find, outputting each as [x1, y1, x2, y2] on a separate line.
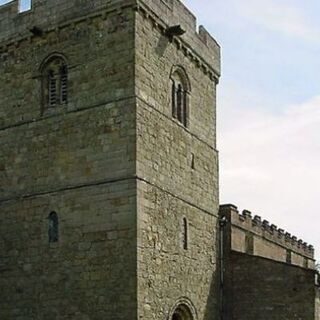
[170, 66, 191, 127]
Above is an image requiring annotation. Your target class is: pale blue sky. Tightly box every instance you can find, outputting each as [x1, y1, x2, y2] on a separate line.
[185, 0, 320, 259]
[1, 0, 320, 259]
[185, 0, 320, 110]
[0, 0, 30, 11]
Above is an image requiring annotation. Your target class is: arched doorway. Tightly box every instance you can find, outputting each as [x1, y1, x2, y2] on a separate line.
[171, 303, 194, 320]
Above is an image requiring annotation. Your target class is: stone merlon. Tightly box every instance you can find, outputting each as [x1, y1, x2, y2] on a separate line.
[0, 0, 220, 76]
[219, 204, 315, 263]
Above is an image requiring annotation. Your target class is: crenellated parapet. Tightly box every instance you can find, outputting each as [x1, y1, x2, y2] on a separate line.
[0, 0, 220, 79]
[136, 0, 220, 78]
[0, 0, 134, 43]
[220, 204, 315, 269]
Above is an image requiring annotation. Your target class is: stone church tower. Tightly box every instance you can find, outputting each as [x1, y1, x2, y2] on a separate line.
[0, 0, 221, 319]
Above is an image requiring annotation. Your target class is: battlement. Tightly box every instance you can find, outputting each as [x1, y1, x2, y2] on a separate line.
[138, 0, 220, 74]
[220, 204, 315, 268]
[0, 0, 133, 43]
[0, 0, 220, 75]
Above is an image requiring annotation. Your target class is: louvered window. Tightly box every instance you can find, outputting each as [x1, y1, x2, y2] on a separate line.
[60, 65, 68, 104]
[41, 55, 68, 109]
[48, 71, 57, 107]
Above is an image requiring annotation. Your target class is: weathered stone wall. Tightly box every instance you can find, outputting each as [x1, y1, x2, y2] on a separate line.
[3, 0, 317, 319]
[316, 287, 320, 319]
[0, 0, 135, 43]
[138, 0, 221, 74]
[0, 181, 137, 320]
[0, 4, 138, 320]
[0, 7, 135, 130]
[135, 1, 220, 318]
[137, 181, 219, 319]
[220, 205, 315, 267]
[1, 0, 222, 319]
[220, 204, 318, 320]
[226, 253, 316, 320]
[0, 6, 136, 198]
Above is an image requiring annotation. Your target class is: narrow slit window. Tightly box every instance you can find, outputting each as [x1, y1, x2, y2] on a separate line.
[182, 218, 188, 250]
[48, 211, 59, 243]
[191, 153, 195, 170]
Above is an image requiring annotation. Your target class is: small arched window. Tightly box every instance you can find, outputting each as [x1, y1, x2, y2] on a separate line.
[171, 303, 194, 320]
[41, 54, 68, 109]
[170, 66, 191, 127]
[182, 217, 188, 250]
[48, 211, 59, 243]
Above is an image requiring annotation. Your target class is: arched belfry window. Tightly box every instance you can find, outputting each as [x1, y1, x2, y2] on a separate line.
[41, 54, 68, 109]
[48, 211, 59, 243]
[170, 66, 191, 127]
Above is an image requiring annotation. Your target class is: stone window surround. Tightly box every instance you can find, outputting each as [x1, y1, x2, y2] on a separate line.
[170, 65, 191, 128]
[40, 52, 68, 111]
[168, 297, 197, 320]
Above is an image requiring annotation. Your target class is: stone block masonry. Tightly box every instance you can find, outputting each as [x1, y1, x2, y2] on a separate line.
[0, 0, 221, 319]
[135, 1, 220, 318]
[1, 0, 318, 319]
[316, 289, 320, 319]
[1, 3, 138, 319]
[220, 204, 318, 320]
[227, 253, 317, 320]
[0, 181, 137, 319]
[220, 204, 315, 267]
[0, 0, 135, 43]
